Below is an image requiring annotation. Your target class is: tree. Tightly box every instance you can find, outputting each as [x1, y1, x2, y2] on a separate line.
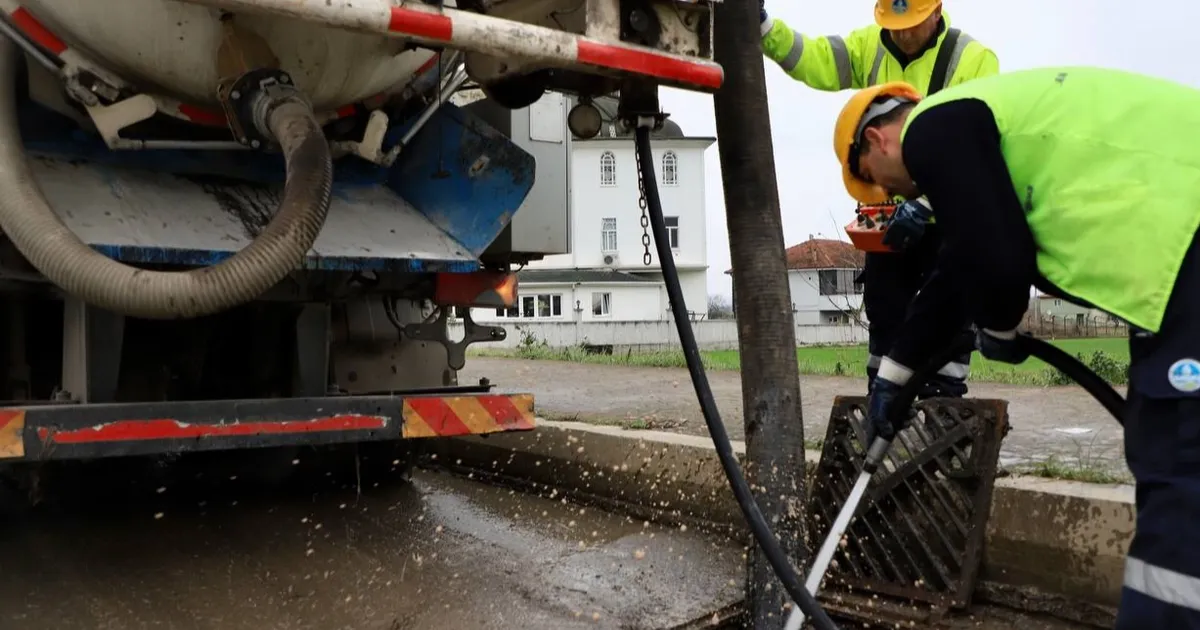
[707, 294, 734, 319]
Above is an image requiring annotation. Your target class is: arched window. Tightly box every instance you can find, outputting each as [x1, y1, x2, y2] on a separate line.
[661, 150, 678, 186]
[599, 151, 617, 187]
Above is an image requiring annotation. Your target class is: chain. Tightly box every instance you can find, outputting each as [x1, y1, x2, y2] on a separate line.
[635, 133, 652, 266]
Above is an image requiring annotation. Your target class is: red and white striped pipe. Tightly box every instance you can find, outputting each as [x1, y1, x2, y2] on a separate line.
[176, 0, 725, 92]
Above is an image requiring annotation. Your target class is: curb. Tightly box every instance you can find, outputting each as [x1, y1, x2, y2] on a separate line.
[426, 419, 1132, 624]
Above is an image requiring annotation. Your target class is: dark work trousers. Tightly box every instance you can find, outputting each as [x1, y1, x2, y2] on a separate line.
[861, 224, 972, 399]
[1115, 229, 1200, 628]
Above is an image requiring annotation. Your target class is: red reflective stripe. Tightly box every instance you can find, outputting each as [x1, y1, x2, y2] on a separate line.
[576, 40, 723, 90]
[388, 7, 452, 41]
[404, 397, 472, 436]
[177, 104, 227, 127]
[335, 104, 356, 118]
[10, 7, 67, 55]
[475, 395, 534, 430]
[37, 416, 387, 444]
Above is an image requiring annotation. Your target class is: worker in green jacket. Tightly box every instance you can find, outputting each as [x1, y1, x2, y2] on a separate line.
[758, 0, 999, 400]
[832, 67, 1200, 629]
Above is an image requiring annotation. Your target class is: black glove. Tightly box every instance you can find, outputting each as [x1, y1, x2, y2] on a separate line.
[759, 0, 768, 26]
[976, 328, 1031, 365]
[881, 198, 934, 252]
[865, 376, 914, 445]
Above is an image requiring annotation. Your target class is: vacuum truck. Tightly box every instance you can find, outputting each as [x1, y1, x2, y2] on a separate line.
[0, 0, 722, 483]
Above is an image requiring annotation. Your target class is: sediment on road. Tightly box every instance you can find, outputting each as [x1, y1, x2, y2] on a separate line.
[425, 419, 1131, 629]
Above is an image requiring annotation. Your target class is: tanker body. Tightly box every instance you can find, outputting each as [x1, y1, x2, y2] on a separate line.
[0, 0, 721, 487]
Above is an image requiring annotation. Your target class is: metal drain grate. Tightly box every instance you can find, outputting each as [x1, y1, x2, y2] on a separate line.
[805, 396, 1011, 617]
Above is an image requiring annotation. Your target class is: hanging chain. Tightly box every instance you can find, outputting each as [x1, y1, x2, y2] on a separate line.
[634, 133, 652, 266]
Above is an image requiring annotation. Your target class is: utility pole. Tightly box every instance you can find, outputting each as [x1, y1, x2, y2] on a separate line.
[712, 2, 808, 627]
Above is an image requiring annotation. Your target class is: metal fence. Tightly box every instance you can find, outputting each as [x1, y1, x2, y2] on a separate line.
[1019, 314, 1129, 339]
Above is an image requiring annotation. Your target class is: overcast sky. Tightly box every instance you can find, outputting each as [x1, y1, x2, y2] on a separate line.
[659, 1, 1200, 299]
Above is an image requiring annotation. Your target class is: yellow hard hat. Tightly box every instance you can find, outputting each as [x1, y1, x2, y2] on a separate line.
[876, 0, 941, 31]
[833, 81, 922, 204]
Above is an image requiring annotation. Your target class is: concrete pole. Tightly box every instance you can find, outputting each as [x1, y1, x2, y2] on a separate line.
[711, 2, 809, 627]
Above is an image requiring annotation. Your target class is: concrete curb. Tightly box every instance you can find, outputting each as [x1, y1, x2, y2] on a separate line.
[427, 419, 1132, 622]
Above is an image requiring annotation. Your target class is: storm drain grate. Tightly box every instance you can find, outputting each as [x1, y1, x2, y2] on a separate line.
[805, 396, 1011, 617]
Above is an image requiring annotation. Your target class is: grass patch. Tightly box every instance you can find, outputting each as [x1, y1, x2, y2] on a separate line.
[481, 337, 1131, 386]
[1018, 455, 1129, 485]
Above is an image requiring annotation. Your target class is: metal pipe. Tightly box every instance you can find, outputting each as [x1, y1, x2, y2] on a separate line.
[0, 12, 59, 74]
[393, 66, 468, 156]
[174, 0, 723, 92]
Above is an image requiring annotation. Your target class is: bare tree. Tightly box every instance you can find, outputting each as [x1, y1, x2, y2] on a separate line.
[707, 294, 734, 319]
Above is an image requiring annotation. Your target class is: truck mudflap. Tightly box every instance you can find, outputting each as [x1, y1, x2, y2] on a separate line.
[0, 393, 535, 462]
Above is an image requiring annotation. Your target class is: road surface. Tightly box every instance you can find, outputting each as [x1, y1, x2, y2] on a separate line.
[0, 448, 1096, 629]
[462, 358, 1131, 478]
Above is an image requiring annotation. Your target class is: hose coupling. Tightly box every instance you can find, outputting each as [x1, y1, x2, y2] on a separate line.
[217, 68, 309, 150]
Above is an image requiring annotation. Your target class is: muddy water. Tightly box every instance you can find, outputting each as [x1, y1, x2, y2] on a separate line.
[0, 450, 742, 630]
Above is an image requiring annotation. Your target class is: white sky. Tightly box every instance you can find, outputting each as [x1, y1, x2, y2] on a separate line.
[660, 1, 1200, 298]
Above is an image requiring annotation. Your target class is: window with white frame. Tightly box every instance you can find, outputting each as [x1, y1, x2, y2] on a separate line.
[494, 304, 519, 318]
[519, 293, 563, 319]
[661, 151, 678, 186]
[601, 217, 617, 252]
[592, 292, 612, 317]
[664, 216, 680, 249]
[599, 151, 617, 187]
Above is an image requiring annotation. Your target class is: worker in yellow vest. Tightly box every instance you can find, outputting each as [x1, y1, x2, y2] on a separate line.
[759, 0, 998, 400]
[833, 68, 1200, 628]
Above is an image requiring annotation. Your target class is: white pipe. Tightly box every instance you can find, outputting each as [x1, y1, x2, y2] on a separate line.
[175, 0, 723, 92]
[783, 436, 890, 630]
[782, 469, 872, 630]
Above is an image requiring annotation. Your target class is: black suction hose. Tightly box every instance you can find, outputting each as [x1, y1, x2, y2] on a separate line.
[890, 333, 1127, 426]
[634, 126, 840, 630]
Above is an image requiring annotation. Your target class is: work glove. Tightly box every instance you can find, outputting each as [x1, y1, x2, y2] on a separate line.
[881, 197, 934, 252]
[976, 328, 1031, 365]
[864, 358, 916, 445]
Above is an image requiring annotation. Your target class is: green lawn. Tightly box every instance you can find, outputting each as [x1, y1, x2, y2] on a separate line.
[484, 337, 1130, 386]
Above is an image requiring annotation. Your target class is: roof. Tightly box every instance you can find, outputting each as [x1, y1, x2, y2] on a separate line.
[517, 269, 659, 284]
[724, 238, 864, 274]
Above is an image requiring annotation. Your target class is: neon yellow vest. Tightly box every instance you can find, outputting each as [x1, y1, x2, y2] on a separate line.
[900, 67, 1200, 333]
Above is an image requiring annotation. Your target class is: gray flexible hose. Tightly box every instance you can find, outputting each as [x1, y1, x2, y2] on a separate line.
[0, 41, 333, 319]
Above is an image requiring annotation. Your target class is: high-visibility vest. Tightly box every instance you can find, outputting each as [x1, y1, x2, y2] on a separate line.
[901, 66, 1200, 333]
[761, 12, 998, 94]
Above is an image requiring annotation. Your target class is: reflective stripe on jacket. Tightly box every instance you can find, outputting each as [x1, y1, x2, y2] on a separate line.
[761, 12, 998, 93]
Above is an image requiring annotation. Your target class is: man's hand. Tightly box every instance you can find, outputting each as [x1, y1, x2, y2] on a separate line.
[976, 328, 1031, 364]
[864, 358, 916, 445]
[882, 198, 934, 251]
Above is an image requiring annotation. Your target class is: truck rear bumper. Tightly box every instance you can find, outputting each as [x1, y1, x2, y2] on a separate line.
[0, 393, 535, 462]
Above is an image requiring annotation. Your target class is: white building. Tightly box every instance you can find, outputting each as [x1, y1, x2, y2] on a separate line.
[729, 238, 866, 326]
[475, 95, 716, 324]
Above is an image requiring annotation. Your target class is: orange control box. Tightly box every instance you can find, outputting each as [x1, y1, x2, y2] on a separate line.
[845, 204, 898, 253]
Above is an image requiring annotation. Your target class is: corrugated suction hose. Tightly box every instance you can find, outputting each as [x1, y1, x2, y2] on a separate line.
[0, 40, 333, 319]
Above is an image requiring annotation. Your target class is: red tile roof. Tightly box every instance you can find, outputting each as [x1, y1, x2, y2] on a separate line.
[724, 238, 864, 274]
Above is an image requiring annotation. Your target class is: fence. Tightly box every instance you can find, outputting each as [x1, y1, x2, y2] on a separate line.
[453, 319, 869, 352]
[1019, 314, 1129, 339]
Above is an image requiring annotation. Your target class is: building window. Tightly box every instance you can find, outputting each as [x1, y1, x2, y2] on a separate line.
[664, 216, 680, 249]
[818, 269, 863, 296]
[592, 292, 612, 317]
[599, 151, 617, 187]
[494, 305, 519, 318]
[601, 217, 618, 252]
[661, 151, 678, 186]
[821, 310, 850, 325]
[519, 293, 563, 319]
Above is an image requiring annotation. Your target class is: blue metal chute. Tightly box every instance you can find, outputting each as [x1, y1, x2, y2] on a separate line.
[15, 97, 535, 274]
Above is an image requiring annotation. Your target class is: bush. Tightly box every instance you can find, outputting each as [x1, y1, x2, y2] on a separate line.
[1085, 349, 1129, 385]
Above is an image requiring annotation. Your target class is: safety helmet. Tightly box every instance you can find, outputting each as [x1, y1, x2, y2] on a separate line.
[833, 81, 922, 204]
[875, 0, 941, 31]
